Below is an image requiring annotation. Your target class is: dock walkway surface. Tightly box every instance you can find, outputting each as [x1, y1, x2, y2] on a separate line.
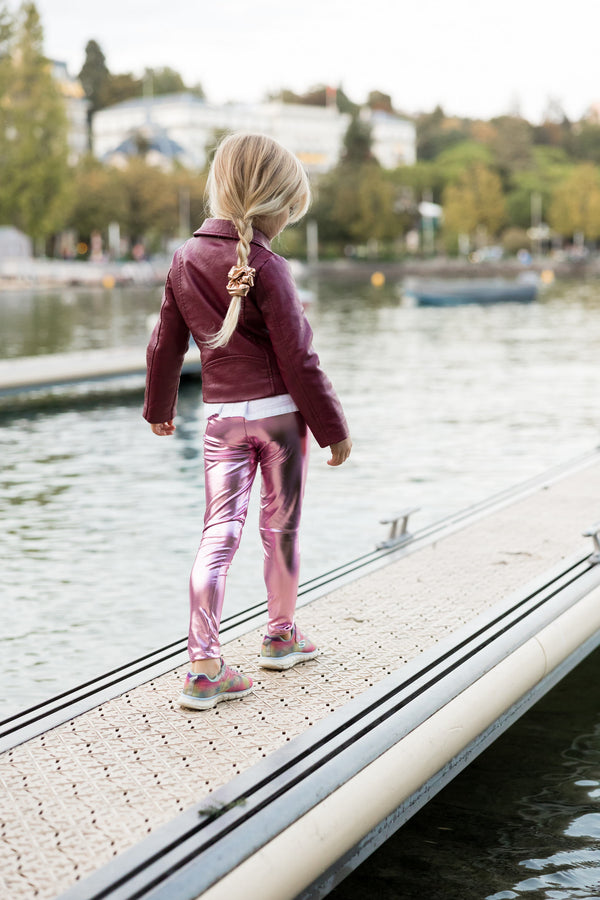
[3, 452, 600, 899]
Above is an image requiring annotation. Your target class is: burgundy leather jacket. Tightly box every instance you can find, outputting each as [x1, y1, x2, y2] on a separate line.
[143, 219, 349, 448]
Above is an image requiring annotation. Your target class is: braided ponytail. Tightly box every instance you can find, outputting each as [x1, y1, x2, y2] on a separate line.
[233, 217, 253, 269]
[205, 217, 255, 349]
[204, 133, 310, 349]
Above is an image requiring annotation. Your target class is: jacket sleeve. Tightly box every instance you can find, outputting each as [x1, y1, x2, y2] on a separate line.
[254, 254, 349, 448]
[143, 264, 191, 423]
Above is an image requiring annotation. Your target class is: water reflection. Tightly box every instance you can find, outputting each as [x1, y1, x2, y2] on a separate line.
[0, 285, 160, 357]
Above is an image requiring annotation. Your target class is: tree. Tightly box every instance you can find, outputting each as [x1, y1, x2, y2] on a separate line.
[489, 115, 534, 179]
[342, 116, 376, 165]
[389, 161, 444, 206]
[66, 158, 127, 243]
[66, 158, 208, 249]
[533, 99, 573, 153]
[0, 2, 70, 243]
[0, 4, 13, 94]
[548, 163, 600, 240]
[571, 121, 600, 165]
[269, 85, 328, 106]
[442, 164, 506, 243]
[78, 39, 109, 113]
[434, 140, 494, 188]
[143, 66, 185, 96]
[268, 83, 358, 115]
[188, 81, 205, 99]
[101, 71, 142, 107]
[109, 159, 185, 249]
[78, 39, 109, 147]
[354, 167, 399, 241]
[367, 90, 394, 113]
[505, 147, 571, 229]
[312, 169, 356, 245]
[333, 85, 359, 116]
[313, 160, 400, 250]
[416, 105, 470, 161]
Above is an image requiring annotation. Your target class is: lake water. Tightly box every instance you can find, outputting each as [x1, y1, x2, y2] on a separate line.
[2, 272, 600, 896]
[332, 643, 600, 900]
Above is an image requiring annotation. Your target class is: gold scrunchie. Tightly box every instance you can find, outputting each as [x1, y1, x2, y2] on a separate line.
[226, 264, 256, 298]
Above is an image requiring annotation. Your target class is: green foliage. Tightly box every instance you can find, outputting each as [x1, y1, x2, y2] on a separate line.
[269, 83, 358, 116]
[334, 86, 359, 116]
[355, 167, 399, 240]
[416, 106, 470, 161]
[405, 106, 600, 250]
[388, 161, 444, 205]
[435, 140, 494, 184]
[101, 71, 143, 107]
[143, 67, 186, 96]
[66, 157, 127, 240]
[310, 116, 400, 252]
[367, 90, 394, 113]
[548, 163, 600, 239]
[79, 42, 202, 112]
[0, 5, 13, 93]
[65, 157, 208, 250]
[571, 122, 600, 165]
[342, 116, 376, 165]
[442, 164, 506, 240]
[0, 2, 70, 241]
[78, 40, 108, 113]
[488, 115, 534, 178]
[313, 161, 401, 251]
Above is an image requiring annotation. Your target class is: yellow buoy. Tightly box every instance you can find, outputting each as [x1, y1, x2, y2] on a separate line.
[371, 271, 385, 287]
[102, 274, 116, 289]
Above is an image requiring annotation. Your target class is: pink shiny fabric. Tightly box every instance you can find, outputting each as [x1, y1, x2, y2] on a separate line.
[188, 412, 309, 660]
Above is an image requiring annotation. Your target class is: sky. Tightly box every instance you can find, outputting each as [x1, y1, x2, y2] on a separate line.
[21, 0, 600, 123]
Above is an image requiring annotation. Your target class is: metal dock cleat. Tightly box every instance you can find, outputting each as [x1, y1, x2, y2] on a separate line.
[377, 506, 420, 550]
[583, 522, 600, 564]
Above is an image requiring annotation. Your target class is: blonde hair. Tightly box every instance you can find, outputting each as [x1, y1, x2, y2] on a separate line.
[205, 132, 310, 348]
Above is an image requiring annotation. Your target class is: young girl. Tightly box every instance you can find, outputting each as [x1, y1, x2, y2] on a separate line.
[143, 133, 351, 710]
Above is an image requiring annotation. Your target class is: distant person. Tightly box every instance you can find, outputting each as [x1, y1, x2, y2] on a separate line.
[143, 133, 351, 710]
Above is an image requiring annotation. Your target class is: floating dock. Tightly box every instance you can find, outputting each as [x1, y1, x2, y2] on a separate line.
[0, 347, 201, 398]
[3, 451, 600, 899]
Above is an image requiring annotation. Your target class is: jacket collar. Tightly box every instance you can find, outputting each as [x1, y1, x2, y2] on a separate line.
[194, 218, 272, 250]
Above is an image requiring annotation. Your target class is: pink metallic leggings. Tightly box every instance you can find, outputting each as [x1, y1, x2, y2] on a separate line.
[188, 412, 309, 660]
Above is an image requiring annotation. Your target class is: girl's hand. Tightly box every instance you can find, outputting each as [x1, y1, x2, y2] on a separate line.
[151, 420, 176, 436]
[327, 437, 352, 466]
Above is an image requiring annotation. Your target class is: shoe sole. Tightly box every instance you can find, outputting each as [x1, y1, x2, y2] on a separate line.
[178, 686, 253, 710]
[257, 649, 320, 670]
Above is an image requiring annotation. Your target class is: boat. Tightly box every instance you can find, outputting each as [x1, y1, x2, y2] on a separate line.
[404, 277, 538, 307]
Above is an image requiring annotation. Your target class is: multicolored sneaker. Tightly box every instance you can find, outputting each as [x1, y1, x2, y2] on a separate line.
[179, 660, 253, 710]
[258, 624, 319, 670]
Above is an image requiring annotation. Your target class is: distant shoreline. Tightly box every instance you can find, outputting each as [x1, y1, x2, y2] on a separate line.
[303, 256, 600, 282]
[0, 254, 597, 292]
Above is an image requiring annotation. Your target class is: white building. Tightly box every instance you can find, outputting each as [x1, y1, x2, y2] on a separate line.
[51, 61, 89, 164]
[92, 93, 416, 173]
[364, 109, 416, 167]
[0, 226, 32, 258]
